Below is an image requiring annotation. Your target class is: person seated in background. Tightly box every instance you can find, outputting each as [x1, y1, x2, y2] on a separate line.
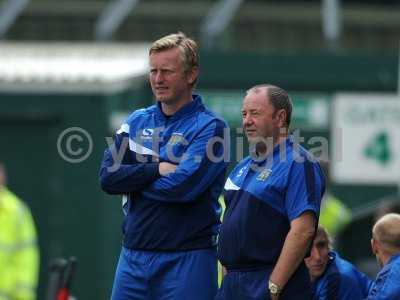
[365, 213, 400, 300]
[305, 226, 372, 300]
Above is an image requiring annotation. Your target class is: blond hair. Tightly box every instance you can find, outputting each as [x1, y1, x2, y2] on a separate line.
[373, 213, 400, 253]
[149, 32, 199, 75]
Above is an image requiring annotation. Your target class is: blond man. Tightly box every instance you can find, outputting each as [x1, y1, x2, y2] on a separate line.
[100, 32, 228, 299]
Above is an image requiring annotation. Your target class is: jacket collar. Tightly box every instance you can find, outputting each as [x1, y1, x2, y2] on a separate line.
[155, 94, 203, 122]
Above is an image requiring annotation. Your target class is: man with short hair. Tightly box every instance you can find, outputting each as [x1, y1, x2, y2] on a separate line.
[305, 226, 371, 299]
[365, 213, 400, 299]
[217, 84, 325, 299]
[99, 32, 228, 299]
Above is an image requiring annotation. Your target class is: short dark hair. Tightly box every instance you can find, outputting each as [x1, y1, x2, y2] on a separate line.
[247, 84, 293, 127]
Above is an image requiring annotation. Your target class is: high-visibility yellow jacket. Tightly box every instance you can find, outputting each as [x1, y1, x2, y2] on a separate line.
[319, 193, 352, 239]
[0, 187, 39, 300]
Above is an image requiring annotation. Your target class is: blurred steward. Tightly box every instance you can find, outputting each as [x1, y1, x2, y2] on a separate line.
[319, 161, 352, 239]
[0, 163, 39, 300]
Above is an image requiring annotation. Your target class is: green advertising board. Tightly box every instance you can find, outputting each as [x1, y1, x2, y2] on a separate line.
[200, 90, 331, 130]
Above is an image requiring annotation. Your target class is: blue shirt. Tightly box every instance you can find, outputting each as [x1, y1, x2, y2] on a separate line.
[365, 254, 400, 300]
[218, 137, 325, 289]
[100, 95, 229, 251]
[313, 251, 372, 300]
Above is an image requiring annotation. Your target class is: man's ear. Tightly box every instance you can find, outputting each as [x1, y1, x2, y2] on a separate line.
[371, 238, 378, 255]
[186, 66, 199, 85]
[275, 109, 287, 128]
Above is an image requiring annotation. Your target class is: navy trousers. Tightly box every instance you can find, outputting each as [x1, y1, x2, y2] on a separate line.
[216, 267, 312, 300]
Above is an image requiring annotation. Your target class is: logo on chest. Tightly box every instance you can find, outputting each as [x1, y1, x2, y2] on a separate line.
[256, 169, 272, 181]
[167, 132, 185, 146]
[236, 166, 246, 177]
[140, 128, 154, 140]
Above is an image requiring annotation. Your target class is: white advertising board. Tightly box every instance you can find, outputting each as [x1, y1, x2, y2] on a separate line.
[332, 94, 400, 184]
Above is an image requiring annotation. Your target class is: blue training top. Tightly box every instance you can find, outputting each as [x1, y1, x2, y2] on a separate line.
[312, 251, 372, 300]
[218, 137, 325, 290]
[365, 254, 400, 300]
[100, 95, 229, 251]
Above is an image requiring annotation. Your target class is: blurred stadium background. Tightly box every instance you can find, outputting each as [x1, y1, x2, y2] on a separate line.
[0, 0, 399, 299]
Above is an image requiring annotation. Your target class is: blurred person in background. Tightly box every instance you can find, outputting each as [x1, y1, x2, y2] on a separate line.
[216, 84, 325, 300]
[305, 226, 371, 300]
[100, 32, 228, 300]
[374, 199, 400, 223]
[0, 163, 39, 300]
[318, 161, 352, 240]
[365, 213, 400, 300]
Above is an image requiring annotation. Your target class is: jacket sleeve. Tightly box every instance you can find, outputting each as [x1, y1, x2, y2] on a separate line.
[99, 123, 160, 195]
[140, 120, 229, 202]
[285, 158, 324, 222]
[365, 265, 400, 300]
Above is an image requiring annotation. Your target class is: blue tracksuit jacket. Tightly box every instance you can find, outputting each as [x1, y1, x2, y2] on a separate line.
[312, 251, 372, 300]
[365, 254, 400, 300]
[100, 94, 229, 251]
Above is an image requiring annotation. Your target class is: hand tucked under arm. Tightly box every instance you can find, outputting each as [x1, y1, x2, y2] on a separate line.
[140, 119, 228, 203]
[159, 162, 177, 176]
